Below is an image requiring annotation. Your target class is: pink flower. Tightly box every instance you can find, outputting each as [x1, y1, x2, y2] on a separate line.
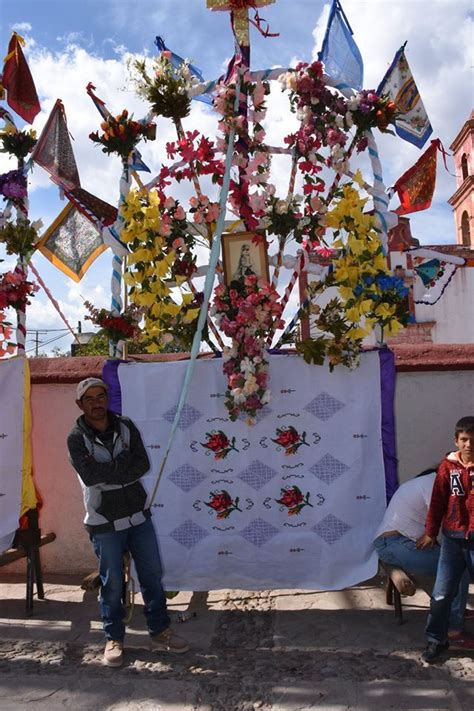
[174, 205, 186, 220]
[164, 196, 176, 209]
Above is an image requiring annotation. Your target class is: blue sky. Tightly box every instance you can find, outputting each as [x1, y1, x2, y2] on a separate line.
[0, 0, 472, 354]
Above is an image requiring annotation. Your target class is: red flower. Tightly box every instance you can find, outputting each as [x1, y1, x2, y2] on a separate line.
[208, 491, 232, 512]
[206, 432, 229, 452]
[275, 427, 300, 448]
[279, 487, 304, 508]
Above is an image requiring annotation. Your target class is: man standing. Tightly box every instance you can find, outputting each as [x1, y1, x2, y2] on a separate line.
[67, 377, 188, 667]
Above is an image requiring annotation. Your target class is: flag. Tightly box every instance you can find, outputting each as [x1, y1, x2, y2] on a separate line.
[377, 45, 432, 148]
[0, 33, 40, 124]
[36, 201, 107, 282]
[318, 0, 363, 91]
[155, 35, 212, 107]
[31, 99, 80, 190]
[65, 186, 117, 228]
[393, 139, 441, 215]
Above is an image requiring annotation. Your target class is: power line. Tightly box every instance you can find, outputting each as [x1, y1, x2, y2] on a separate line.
[25, 331, 70, 354]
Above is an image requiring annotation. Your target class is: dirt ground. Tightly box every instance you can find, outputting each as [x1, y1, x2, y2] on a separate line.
[0, 573, 473, 710]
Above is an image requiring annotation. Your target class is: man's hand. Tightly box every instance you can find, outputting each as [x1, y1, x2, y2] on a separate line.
[416, 534, 436, 549]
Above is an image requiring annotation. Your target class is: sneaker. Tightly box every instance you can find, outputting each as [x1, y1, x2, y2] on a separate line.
[421, 641, 449, 664]
[103, 639, 124, 667]
[448, 632, 474, 650]
[150, 627, 189, 654]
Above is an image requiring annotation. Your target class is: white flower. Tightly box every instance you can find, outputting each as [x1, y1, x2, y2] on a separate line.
[335, 115, 344, 128]
[261, 389, 271, 405]
[345, 111, 354, 128]
[275, 199, 289, 214]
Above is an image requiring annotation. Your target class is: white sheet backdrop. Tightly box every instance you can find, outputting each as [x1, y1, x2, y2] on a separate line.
[0, 357, 26, 554]
[118, 351, 388, 590]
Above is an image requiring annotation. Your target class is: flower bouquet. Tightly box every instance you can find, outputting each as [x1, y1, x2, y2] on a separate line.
[0, 127, 37, 160]
[0, 268, 39, 311]
[89, 110, 155, 162]
[0, 216, 39, 257]
[84, 301, 142, 343]
[0, 169, 28, 209]
[130, 52, 197, 122]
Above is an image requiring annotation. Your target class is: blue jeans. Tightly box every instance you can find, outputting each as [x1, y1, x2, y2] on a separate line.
[91, 518, 170, 641]
[374, 534, 470, 631]
[425, 534, 474, 644]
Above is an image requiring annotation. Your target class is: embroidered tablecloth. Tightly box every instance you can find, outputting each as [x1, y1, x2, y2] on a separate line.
[106, 350, 396, 590]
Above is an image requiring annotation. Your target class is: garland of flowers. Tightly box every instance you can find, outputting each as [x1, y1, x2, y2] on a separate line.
[0, 309, 14, 357]
[89, 110, 156, 162]
[297, 183, 408, 370]
[120, 188, 207, 352]
[211, 274, 284, 422]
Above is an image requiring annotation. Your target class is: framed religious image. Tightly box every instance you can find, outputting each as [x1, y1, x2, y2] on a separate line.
[221, 232, 269, 286]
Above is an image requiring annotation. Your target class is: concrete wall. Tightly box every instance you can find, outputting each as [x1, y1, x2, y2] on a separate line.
[5, 349, 474, 575]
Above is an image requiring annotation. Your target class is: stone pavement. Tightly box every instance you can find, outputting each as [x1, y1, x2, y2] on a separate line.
[0, 573, 472, 711]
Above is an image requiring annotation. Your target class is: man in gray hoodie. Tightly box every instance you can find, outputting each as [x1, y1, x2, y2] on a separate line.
[68, 377, 188, 667]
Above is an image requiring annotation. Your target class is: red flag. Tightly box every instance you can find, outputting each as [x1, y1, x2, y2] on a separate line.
[393, 139, 441, 215]
[31, 99, 80, 190]
[1, 33, 40, 124]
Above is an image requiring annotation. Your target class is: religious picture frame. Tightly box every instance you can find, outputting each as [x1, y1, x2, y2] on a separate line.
[221, 232, 269, 286]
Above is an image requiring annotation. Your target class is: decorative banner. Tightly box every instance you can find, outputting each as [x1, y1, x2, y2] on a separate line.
[105, 350, 395, 591]
[377, 44, 432, 149]
[37, 202, 107, 282]
[407, 247, 466, 305]
[31, 99, 80, 190]
[1, 32, 40, 124]
[393, 139, 440, 215]
[318, 0, 364, 91]
[0, 357, 34, 553]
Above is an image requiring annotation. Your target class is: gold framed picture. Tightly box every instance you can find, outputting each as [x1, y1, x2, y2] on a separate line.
[221, 232, 269, 286]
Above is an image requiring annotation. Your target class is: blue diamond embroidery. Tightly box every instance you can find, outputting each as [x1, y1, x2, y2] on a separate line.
[313, 514, 351, 545]
[169, 520, 209, 549]
[304, 392, 345, 421]
[309, 454, 349, 484]
[162, 403, 202, 430]
[240, 518, 279, 547]
[238, 460, 278, 490]
[168, 464, 207, 492]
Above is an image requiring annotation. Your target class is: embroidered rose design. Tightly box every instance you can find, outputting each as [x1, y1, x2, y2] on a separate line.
[272, 426, 309, 455]
[205, 490, 242, 519]
[276, 485, 313, 516]
[201, 430, 239, 460]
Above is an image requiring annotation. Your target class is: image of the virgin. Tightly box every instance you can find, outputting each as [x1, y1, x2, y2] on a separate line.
[231, 242, 258, 280]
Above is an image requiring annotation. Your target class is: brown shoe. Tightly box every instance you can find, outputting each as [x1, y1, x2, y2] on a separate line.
[103, 639, 124, 667]
[150, 627, 189, 654]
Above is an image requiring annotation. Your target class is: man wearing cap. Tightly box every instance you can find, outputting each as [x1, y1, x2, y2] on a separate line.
[67, 377, 189, 667]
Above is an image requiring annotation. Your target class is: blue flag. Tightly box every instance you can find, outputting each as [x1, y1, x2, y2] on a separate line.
[318, 0, 363, 91]
[154, 36, 212, 106]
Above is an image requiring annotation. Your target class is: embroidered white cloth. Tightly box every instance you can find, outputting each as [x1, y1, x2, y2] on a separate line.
[118, 351, 388, 590]
[0, 357, 26, 553]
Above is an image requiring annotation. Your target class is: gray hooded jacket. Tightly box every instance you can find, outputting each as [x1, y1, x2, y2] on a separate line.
[67, 412, 151, 533]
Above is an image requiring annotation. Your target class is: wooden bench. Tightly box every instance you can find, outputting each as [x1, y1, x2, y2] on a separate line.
[381, 562, 433, 624]
[0, 508, 56, 616]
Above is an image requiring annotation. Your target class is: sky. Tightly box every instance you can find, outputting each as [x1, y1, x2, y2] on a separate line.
[0, 0, 472, 355]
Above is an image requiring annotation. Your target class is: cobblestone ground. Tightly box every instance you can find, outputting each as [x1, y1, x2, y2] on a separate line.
[0, 578, 473, 710]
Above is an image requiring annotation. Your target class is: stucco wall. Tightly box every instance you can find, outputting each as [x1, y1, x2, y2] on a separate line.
[5, 349, 474, 575]
[415, 267, 474, 343]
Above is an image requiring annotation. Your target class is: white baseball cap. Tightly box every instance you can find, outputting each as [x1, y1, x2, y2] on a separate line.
[76, 377, 108, 401]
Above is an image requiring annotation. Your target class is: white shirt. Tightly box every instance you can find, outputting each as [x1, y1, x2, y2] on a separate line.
[374, 472, 436, 542]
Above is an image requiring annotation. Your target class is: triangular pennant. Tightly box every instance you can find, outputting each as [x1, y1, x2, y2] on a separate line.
[31, 99, 80, 190]
[1, 33, 40, 124]
[65, 187, 117, 228]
